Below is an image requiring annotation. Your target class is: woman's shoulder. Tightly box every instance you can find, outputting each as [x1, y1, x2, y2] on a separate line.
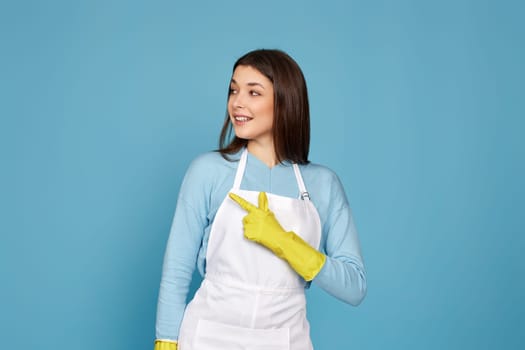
[185, 150, 240, 177]
[178, 150, 240, 196]
[301, 161, 341, 182]
[299, 161, 349, 208]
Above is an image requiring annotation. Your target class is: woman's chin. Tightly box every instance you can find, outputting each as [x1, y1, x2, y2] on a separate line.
[233, 131, 252, 140]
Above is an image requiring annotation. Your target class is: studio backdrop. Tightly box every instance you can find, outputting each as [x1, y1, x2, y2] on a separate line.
[1, 1, 523, 349]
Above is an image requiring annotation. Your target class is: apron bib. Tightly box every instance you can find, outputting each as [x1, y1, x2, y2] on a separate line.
[178, 149, 322, 350]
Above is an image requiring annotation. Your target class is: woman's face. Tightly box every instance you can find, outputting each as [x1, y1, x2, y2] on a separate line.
[228, 65, 274, 146]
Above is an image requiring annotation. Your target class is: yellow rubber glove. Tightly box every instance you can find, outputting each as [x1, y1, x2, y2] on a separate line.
[229, 192, 326, 281]
[154, 340, 177, 350]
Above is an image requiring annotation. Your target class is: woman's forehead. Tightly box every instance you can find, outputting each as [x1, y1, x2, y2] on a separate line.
[231, 65, 272, 86]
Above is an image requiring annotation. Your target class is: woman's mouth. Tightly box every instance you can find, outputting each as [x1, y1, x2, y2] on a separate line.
[234, 115, 253, 124]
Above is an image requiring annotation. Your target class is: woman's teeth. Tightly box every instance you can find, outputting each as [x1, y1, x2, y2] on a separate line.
[235, 116, 251, 121]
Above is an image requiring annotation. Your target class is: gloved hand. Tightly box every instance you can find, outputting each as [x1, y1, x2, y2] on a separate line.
[229, 192, 326, 281]
[154, 340, 178, 350]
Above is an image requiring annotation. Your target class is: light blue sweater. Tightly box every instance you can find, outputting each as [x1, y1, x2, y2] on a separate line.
[156, 149, 367, 341]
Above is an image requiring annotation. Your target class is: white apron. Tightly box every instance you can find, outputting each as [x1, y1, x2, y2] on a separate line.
[178, 149, 322, 350]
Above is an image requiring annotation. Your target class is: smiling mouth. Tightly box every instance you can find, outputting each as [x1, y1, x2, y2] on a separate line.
[234, 116, 253, 122]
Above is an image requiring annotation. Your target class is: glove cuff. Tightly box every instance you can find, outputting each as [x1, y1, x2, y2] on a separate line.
[154, 339, 178, 350]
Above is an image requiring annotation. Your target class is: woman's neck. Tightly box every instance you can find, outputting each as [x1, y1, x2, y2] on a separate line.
[247, 141, 277, 168]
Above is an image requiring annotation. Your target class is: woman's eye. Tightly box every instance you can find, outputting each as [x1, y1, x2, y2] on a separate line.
[250, 90, 260, 96]
[229, 88, 237, 95]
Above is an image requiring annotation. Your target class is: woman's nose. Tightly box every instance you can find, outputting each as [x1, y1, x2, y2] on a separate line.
[232, 92, 245, 108]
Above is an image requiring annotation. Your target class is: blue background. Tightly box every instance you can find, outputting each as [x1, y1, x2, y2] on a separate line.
[1, 0, 524, 349]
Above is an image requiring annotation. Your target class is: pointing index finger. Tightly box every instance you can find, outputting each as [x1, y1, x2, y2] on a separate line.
[229, 192, 257, 213]
[258, 192, 269, 212]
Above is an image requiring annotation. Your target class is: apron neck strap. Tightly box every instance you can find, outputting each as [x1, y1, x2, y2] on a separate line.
[292, 163, 310, 201]
[232, 148, 248, 190]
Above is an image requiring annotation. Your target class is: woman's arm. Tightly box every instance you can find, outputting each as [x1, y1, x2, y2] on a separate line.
[155, 197, 204, 340]
[155, 156, 213, 341]
[313, 204, 367, 306]
[301, 164, 367, 306]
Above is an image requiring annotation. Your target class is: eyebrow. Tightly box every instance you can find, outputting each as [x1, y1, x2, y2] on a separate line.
[230, 78, 265, 89]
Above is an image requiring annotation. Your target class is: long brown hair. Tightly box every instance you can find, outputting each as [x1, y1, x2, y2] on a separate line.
[218, 49, 310, 164]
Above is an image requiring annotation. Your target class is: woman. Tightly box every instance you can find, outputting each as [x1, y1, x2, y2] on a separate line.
[154, 49, 366, 350]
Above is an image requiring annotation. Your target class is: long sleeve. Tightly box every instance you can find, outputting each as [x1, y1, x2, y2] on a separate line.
[313, 204, 367, 305]
[155, 198, 203, 340]
[155, 156, 213, 341]
[301, 165, 367, 306]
